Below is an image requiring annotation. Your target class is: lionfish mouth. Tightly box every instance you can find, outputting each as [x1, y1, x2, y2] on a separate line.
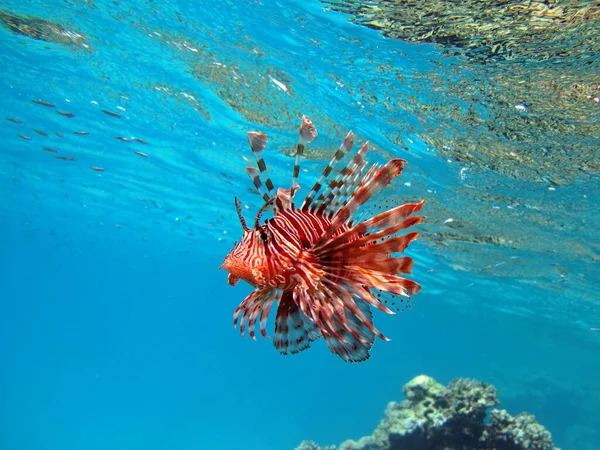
[227, 273, 240, 286]
[220, 258, 256, 287]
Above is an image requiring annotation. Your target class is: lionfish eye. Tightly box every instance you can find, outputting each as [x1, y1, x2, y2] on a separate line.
[260, 231, 269, 242]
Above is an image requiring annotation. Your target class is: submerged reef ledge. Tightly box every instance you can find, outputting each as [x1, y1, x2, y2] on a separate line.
[296, 375, 559, 450]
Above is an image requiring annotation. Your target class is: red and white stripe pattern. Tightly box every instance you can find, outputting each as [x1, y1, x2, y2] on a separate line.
[221, 115, 424, 362]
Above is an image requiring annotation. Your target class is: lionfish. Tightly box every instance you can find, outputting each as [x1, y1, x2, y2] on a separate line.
[220, 116, 425, 362]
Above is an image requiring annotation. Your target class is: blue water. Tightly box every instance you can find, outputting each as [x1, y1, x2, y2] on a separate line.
[1, 1, 599, 449]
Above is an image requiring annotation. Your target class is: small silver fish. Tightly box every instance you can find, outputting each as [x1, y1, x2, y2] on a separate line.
[102, 110, 121, 118]
[32, 99, 55, 108]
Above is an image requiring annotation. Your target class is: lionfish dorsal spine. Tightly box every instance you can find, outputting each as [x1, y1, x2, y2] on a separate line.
[301, 130, 355, 210]
[247, 131, 275, 198]
[246, 167, 271, 203]
[314, 141, 370, 216]
[326, 158, 371, 215]
[317, 158, 407, 245]
[291, 116, 318, 198]
[316, 201, 425, 254]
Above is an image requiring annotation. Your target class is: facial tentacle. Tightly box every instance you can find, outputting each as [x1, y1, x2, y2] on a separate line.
[234, 196, 249, 232]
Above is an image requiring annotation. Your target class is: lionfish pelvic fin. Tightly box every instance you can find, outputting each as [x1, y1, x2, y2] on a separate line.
[233, 287, 278, 340]
[274, 290, 321, 355]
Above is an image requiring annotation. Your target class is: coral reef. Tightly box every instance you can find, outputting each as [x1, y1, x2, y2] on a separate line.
[295, 375, 559, 450]
[296, 442, 336, 450]
[483, 409, 556, 450]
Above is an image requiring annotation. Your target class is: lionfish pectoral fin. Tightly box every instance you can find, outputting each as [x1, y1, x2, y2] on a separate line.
[322, 301, 376, 363]
[292, 272, 382, 362]
[310, 197, 423, 309]
[273, 290, 321, 355]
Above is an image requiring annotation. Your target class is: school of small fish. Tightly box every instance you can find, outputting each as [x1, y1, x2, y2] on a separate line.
[5, 98, 151, 171]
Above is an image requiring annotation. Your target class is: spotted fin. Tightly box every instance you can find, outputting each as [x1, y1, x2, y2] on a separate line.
[273, 290, 321, 355]
[293, 275, 378, 362]
[322, 300, 375, 363]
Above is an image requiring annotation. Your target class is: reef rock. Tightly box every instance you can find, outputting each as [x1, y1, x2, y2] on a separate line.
[296, 375, 559, 450]
[483, 409, 556, 450]
[295, 441, 336, 450]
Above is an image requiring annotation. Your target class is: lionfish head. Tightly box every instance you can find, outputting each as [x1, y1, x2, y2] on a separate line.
[220, 197, 275, 288]
[220, 231, 266, 288]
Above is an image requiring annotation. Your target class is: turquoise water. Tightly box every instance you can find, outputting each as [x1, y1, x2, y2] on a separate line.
[1, 1, 599, 449]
